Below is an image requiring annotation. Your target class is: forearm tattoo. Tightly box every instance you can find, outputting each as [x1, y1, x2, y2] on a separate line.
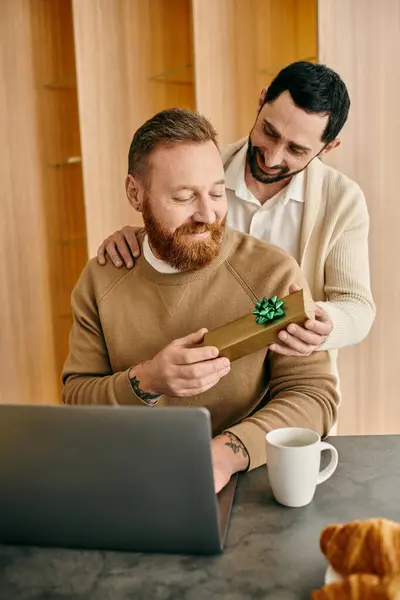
[129, 374, 160, 404]
[224, 432, 249, 459]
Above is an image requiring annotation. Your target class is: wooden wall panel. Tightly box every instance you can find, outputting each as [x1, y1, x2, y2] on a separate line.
[318, 0, 400, 434]
[149, 0, 195, 113]
[73, 0, 195, 257]
[192, 0, 242, 145]
[193, 0, 317, 145]
[29, 0, 88, 381]
[72, 0, 144, 258]
[255, 0, 316, 91]
[0, 0, 58, 404]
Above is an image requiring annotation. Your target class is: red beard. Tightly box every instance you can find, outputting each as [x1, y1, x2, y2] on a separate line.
[142, 198, 226, 271]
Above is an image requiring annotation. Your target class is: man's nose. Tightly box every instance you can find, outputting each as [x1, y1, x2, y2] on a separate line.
[192, 197, 216, 224]
[263, 144, 285, 168]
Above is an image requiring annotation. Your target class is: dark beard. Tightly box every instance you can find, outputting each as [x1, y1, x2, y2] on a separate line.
[247, 137, 306, 184]
[142, 196, 226, 272]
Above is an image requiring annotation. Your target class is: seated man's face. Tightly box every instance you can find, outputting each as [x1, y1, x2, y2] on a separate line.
[141, 141, 227, 271]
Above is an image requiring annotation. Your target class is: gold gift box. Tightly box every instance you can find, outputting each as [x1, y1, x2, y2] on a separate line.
[203, 289, 315, 362]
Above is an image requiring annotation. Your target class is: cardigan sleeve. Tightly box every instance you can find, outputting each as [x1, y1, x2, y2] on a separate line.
[317, 184, 376, 351]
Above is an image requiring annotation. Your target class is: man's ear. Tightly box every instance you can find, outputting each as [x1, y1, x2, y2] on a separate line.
[257, 87, 267, 114]
[125, 174, 143, 212]
[319, 139, 341, 157]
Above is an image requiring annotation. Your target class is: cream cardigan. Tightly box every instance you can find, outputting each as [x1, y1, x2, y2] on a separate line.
[221, 139, 376, 352]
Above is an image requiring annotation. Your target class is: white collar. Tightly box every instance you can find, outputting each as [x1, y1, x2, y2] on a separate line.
[225, 140, 305, 206]
[143, 235, 181, 274]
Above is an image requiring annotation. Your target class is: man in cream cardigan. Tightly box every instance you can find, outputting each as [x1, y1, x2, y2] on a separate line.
[97, 62, 375, 365]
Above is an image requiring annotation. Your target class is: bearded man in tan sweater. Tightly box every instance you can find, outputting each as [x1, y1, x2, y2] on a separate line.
[63, 108, 338, 493]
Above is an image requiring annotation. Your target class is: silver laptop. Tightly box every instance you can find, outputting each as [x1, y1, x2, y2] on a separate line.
[0, 405, 237, 555]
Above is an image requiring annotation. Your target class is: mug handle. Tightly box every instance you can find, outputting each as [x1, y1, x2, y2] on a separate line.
[317, 442, 338, 485]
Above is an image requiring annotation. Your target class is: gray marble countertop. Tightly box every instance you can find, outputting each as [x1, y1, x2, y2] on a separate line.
[0, 435, 399, 600]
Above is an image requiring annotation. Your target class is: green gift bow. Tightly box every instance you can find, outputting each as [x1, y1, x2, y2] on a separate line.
[252, 296, 285, 325]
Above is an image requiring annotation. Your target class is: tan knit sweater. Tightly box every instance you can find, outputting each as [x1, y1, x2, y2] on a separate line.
[62, 228, 339, 470]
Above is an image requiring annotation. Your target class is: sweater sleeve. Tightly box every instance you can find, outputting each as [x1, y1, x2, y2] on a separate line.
[225, 259, 339, 471]
[226, 349, 339, 470]
[318, 186, 376, 351]
[62, 264, 148, 406]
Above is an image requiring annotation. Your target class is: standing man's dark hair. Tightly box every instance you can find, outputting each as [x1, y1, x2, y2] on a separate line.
[264, 61, 350, 144]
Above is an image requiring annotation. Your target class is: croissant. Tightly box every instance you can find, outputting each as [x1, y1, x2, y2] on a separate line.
[311, 574, 400, 599]
[320, 519, 400, 577]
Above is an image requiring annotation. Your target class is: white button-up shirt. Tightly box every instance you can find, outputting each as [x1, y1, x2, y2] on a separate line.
[225, 141, 305, 263]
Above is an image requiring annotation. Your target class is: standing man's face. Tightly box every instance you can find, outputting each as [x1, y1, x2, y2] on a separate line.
[248, 90, 340, 184]
[126, 140, 227, 271]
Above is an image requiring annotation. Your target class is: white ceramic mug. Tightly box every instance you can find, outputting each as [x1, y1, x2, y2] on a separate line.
[265, 427, 338, 508]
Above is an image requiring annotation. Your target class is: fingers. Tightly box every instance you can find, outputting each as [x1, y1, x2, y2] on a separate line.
[288, 283, 301, 294]
[277, 329, 316, 354]
[268, 341, 312, 357]
[167, 351, 230, 394]
[286, 323, 326, 346]
[305, 319, 332, 337]
[109, 232, 136, 268]
[177, 345, 221, 364]
[186, 357, 231, 381]
[101, 240, 124, 268]
[311, 306, 333, 326]
[121, 226, 142, 260]
[173, 366, 230, 396]
[304, 307, 333, 336]
[269, 306, 332, 356]
[176, 328, 209, 348]
[270, 329, 317, 356]
[97, 242, 107, 265]
[97, 236, 124, 267]
[171, 355, 230, 382]
[96, 226, 142, 268]
[186, 371, 228, 395]
[314, 306, 327, 319]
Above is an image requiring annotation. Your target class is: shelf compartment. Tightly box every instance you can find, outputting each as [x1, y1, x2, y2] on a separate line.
[42, 74, 77, 90]
[148, 63, 193, 86]
[48, 156, 82, 168]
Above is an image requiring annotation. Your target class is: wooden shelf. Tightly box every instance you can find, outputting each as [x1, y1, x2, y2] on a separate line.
[42, 74, 76, 90]
[48, 156, 82, 168]
[148, 64, 193, 86]
[57, 237, 86, 247]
